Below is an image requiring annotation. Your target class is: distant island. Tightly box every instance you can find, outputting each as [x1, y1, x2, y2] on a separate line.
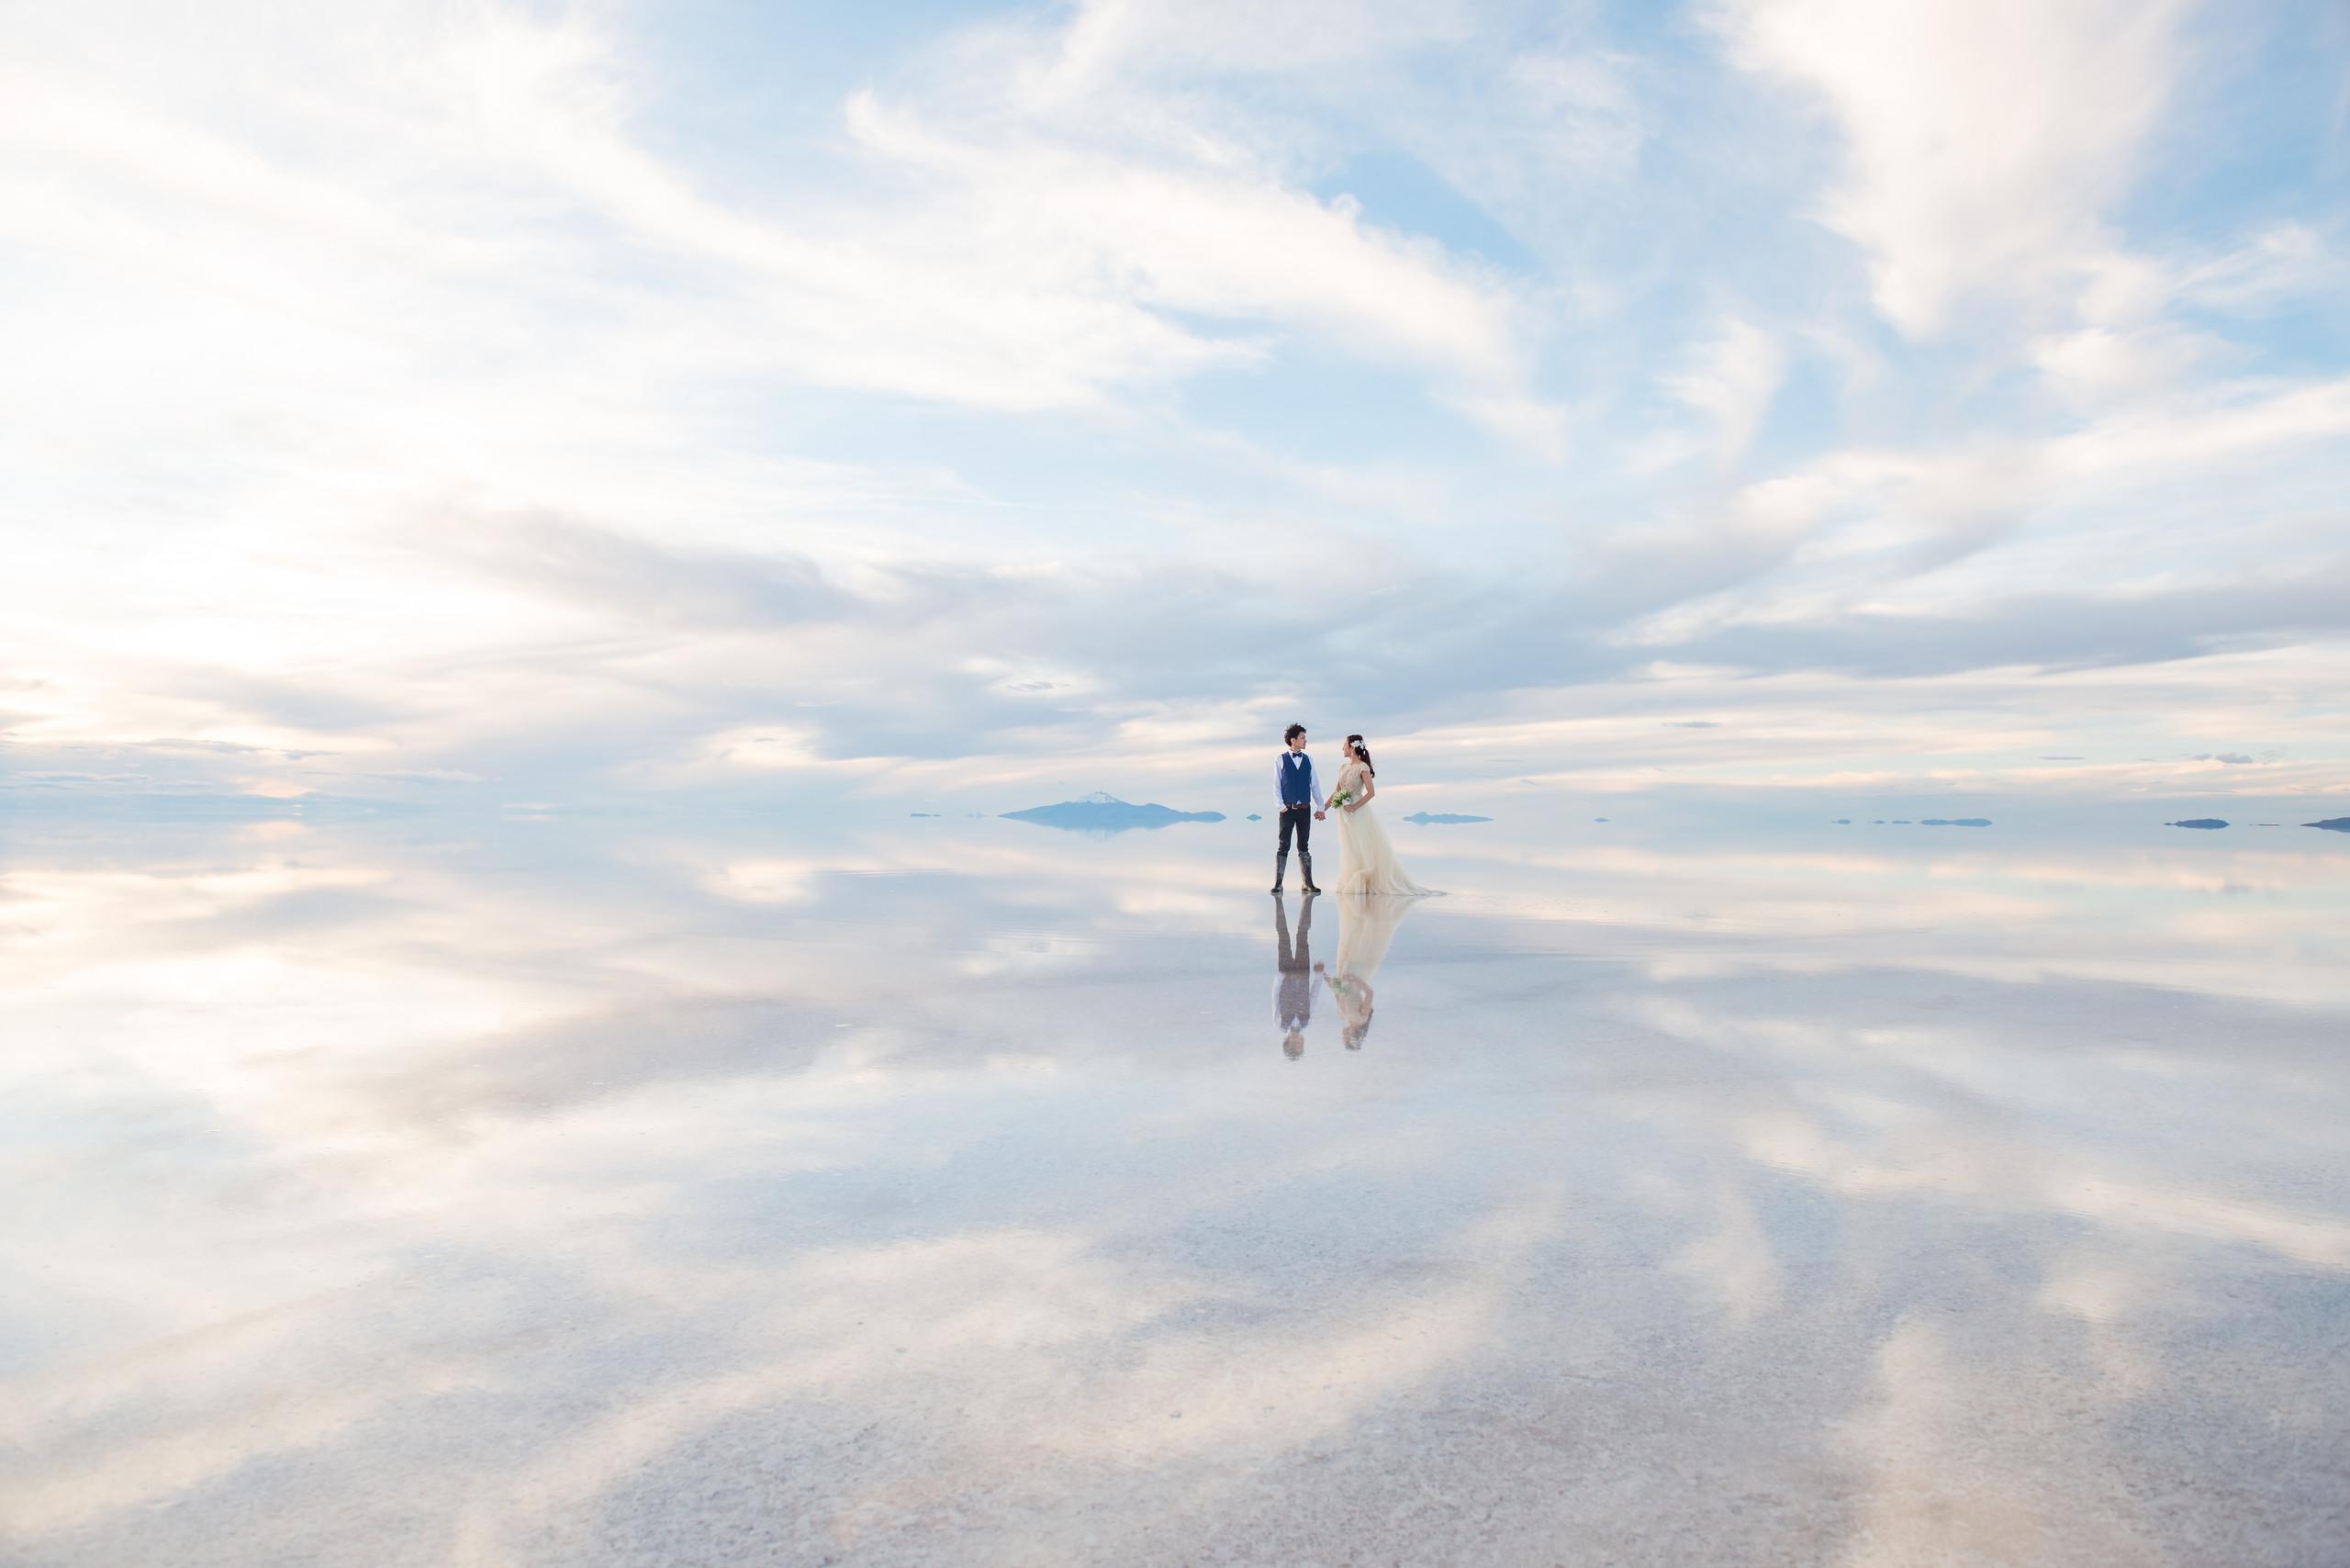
[1403, 812, 1492, 824]
[2308, 818, 2350, 834]
[2166, 818, 2228, 830]
[1246, 812, 1261, 821]
[1919, 818, 1992, 827]
[1001, 792, 1225, 833]
[909, 812, 940, 818]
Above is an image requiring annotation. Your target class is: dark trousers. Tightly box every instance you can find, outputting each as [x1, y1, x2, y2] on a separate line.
[1276, 803, 1314, 856]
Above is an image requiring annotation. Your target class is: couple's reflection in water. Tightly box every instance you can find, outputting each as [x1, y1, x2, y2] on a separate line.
[1272, 891, 1421, 1058]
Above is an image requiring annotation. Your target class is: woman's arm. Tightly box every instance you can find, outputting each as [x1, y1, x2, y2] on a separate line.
[1348, 773, 1374, 811]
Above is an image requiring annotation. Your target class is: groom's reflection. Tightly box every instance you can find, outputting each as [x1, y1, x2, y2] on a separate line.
[1273, 892, 1315, 1058]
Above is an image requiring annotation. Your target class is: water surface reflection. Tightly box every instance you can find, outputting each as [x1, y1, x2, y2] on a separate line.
[1272, 893, 1314, 1058]
[1, 811, 2344, 1565]
[1316, 891, 1424, 1050]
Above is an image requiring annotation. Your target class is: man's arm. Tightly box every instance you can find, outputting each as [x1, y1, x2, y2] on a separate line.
[1308, 757, 1326, 812]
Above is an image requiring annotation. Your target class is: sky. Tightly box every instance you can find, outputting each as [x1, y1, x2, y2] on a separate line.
[3, 0, 2347, 812]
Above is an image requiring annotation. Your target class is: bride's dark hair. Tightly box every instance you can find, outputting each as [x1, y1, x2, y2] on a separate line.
[1347, 734, 1374, 777]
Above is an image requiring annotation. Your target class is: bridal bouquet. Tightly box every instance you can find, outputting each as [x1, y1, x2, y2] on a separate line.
[1326, 788, 1355, 812]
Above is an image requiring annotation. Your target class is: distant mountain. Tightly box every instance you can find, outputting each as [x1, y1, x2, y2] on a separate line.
[2307, 818, 2350, 833]
[2166, 818, 2229, 830]
[1403, 812, 1492, 824]
[1001, 792, 1225, 833]
[1920, 818, 1992, 827]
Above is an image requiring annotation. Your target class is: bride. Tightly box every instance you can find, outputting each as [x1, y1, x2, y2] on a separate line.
[1323, 734, 1436, 897]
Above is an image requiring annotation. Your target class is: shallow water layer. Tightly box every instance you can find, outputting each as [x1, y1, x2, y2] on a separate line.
[3, 809, 2346, 1565]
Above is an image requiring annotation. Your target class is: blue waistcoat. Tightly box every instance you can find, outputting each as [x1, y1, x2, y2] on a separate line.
[1280, 751, 1315, 807]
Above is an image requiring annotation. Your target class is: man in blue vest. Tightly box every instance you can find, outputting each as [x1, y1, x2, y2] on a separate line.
[1273, 722, 1326, 894]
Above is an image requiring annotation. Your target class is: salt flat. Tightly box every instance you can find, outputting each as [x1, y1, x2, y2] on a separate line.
[3, 807, 2345, 1565]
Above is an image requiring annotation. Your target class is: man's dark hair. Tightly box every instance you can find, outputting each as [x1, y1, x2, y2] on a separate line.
[1283, 722, 1306, 743]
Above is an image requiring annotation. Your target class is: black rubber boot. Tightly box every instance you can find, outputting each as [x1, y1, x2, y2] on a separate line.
[1270, 851, 1288, 894]
[1300, 850, 1320, 894]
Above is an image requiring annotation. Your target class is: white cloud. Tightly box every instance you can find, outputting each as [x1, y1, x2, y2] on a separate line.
[1610, 366, 2350, 657]
[2175, 223, 2346, 314]
[1023, 0, 1482, 100]
[2029, 324, 2216, 409]
[1665, 315, 1785, 464]
[837, 91, 1542, 412]
[1719, 0, 2195, 335]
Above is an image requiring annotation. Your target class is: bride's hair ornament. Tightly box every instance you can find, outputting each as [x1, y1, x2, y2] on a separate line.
[1347, 734, 1374, 776]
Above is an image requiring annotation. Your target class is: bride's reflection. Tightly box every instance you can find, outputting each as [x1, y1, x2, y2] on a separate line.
[1272, 892, 1315, 1058]
[1315, 892, 1421, 1050]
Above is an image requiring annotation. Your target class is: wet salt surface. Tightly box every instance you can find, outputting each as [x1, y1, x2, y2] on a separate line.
[3, 810, 2346, 1565]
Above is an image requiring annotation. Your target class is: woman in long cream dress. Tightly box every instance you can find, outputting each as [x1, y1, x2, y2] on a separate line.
[1321, 734, 1436, 897]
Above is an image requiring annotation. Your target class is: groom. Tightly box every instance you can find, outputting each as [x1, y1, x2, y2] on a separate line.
[1272, 722, 1326, 894]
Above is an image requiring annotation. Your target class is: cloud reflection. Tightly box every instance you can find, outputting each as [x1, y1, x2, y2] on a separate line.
[3, 812, 2346, 1562]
